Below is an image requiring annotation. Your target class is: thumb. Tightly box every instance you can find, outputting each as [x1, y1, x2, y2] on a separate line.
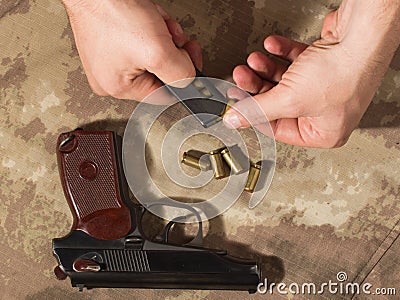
[146, 38, 196, 86]
[223, 84, 299, 129]
[321, 10, 340, 41]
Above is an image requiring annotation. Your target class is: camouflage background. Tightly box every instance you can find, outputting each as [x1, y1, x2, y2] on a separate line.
[1, 0, 399, 299]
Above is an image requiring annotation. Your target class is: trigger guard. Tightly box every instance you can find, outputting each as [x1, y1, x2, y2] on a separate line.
[146, 201, 203, 246]
[158, 216, 186, 243]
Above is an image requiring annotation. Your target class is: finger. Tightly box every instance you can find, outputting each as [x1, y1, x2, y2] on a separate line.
[154, 4, 170, 20]
[183, 39, 203, 71]
[165, 18, 188, 48]
[104, 72, 174, 104]
[233, 65, 274, 94]
[254, 122, 276, 140]
[271, 118, 336, 148]
[126, 72, 176, 104]
[223, 84, 301, 129]
[321, 10, 339, 41]
[165, 19, 202, 69]
[226, 86, 248, 101]
[233, 65, 263, 94]
[104, 72, 160, 101]
[127, 73, 162, 101]
[78, 56, 109, 96]
[264, 35, 308, 62]
[258, 81, 275, 93]
[147, 37, 196, 86]
[247, 51, 288, 82]
[257, 117, 340, 148]
[85, 71, 108, 96]
[273, 118, 307, 146]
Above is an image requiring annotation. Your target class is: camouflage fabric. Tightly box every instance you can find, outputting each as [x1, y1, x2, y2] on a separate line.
[1, 0, 399, 299]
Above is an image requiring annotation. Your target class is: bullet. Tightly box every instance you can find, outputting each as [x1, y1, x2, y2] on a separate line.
[200, 87, 212, 97]
[245, 162, 261, 193]
[192, 79, 212, 97]
[181, 151, 211, 171]
[209, 150, 228, 179]
[221, 98, 237, 118]
[193, 79, 205, 89]
[220, 147, 244, 175]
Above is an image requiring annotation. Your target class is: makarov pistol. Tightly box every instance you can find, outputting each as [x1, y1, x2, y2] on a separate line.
[52, 129, 261, 292]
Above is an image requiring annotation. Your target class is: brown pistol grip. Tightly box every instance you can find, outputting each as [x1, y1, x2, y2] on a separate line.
[56, 130, 131, 240]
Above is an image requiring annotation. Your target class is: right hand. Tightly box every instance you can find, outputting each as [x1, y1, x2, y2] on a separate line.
[226, 1, 400, 148]
[63, 0, 202, 101]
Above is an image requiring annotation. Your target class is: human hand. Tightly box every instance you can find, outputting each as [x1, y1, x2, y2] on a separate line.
[225, 0, 400, 148]
[62, 0, 202, 101]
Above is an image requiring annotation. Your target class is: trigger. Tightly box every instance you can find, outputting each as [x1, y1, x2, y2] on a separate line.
[155, 215, 204, 246]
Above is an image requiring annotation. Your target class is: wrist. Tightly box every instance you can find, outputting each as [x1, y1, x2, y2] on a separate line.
[318, 0, 400, 82]
[61, 0, 83, 9]
[342, 0, 400, 51]
[61, 0, 100, 15]
[342, 1, 400, 107]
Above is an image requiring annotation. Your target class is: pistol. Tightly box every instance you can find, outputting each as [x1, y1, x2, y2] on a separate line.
[52, 129, 261, 292]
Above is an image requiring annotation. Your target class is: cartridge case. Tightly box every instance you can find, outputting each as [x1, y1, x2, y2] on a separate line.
[221, 98, 237, 118]
[244, 162, 261, 193]
[209, 150, 228, 179]
[220, 147, 244, 175]
[181, 151, 211, 171]
[193, 79, 205, 89]
[200, 87, 212, 97]
[193, 79, 212, 97]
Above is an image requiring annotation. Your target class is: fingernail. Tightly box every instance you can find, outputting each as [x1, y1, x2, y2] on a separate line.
[223, 113, 242, 129]
[176, 23, 184, 35]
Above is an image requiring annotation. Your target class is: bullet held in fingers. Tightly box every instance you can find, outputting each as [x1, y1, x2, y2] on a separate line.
[221, 98, 237, 118]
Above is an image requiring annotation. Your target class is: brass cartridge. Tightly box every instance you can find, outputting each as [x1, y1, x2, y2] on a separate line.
[209, 150, 228, 179]
[244, 162, 261, 193]
[221, 98, 237, 118]
[192, 79, 212, 97]
[193, 79, 205, 89]
[220, 147, 244, 175]
[181, 151, 211, 171]
[200, 87, 212, 97]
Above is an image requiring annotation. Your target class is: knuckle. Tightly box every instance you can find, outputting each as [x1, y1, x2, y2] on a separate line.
[327, 139, 345, 149]
[88, 83, 107, 97]
[324, 133, 351, 149]
[333, 134, 350, 148]
[99, 74, 135, 99]
[104, 84, 125, 99]
[92, 90, 108, 97]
